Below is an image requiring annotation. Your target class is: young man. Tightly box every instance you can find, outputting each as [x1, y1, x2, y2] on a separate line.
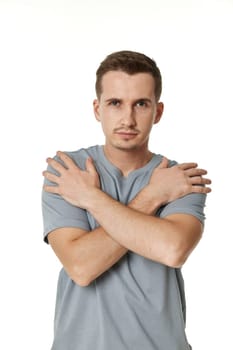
[42, 50, 211, 350]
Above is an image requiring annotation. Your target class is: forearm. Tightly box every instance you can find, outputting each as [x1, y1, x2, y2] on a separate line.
[85, 189, 192, 267]
[72, 189, 163, 286]
[71, 226, 126, 286]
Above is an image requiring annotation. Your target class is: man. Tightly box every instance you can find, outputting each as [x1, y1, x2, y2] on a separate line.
[42, 50, 211, 350]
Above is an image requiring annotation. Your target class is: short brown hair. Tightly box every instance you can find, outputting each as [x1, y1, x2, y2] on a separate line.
[95, 50, 162, 101]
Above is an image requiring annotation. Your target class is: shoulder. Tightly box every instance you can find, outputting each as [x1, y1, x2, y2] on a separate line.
[151, 153, 178, 168]
[63, 145, 101, 169]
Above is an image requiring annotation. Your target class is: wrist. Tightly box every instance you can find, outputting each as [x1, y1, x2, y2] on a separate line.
[129, 186, 163, 215]
[81, 187, 102, 211]
[84, 188, 112, 214]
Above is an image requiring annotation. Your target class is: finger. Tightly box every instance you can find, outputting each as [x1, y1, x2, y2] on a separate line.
[43, 184, 60, 194]
[42, 170, 60, 184]
[158, 157, 169, 169]
[46, 157, 66, 174]
[85, 157, 97, 174]
[178, 162, 198, 170]
[191, 185, 212, 194]
[56, 151, 78, 170]
[190, 176, 212, 185]
[185, 168, 208, 177]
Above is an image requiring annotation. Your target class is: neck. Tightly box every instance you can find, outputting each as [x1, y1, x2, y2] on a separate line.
[103, 145, 153, 177]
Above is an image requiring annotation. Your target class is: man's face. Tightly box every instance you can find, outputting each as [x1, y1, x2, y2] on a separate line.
[93, 71, 163, 152]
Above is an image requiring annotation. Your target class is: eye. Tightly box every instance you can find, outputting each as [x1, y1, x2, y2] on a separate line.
[136, 100, 147, 107]
[110, 99, 120, 106]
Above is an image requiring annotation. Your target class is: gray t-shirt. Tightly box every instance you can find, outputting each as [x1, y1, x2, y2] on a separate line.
[42, 145, 206, 350]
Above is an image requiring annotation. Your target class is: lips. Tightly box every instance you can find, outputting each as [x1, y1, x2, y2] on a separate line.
[116, 132, 138, 135]
[114, 131, 139, 140]
[114, 129, 139, 136]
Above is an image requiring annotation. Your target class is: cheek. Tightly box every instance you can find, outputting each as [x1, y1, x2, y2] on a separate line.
[138, 116, 155, 131]
[99, 118, 113, 135]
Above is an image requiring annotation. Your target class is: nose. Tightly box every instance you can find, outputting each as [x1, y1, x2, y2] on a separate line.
[120, 106, 136, 127]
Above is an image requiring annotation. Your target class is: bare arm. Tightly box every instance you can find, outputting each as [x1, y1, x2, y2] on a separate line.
[48, 226, 127, 287]
[47, 186, 164, 287]
[85, 188, 203, 268]
[43, 153, 211, 286]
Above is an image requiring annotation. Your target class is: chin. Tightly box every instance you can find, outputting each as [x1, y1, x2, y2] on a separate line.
[113, 142, 141, 152]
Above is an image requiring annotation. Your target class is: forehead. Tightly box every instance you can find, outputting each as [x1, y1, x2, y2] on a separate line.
[100, 71, 156, 100]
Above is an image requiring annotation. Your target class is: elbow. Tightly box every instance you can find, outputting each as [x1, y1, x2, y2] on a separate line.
[166, 253, 187, 268]
[74, 277, 92, 288]
[165, 225, 203, 268]
[163, 241, 191, 268]
[69, 265, 94, 287]
[166, 240, 195, 267]
[166, 237, 202, 268]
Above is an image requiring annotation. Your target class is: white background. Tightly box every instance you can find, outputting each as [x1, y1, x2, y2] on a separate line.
[0, 0, 232, 349]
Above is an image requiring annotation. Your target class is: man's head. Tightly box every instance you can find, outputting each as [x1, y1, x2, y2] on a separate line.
[93, 51, 164, 154]
[95, 50, 162, 102]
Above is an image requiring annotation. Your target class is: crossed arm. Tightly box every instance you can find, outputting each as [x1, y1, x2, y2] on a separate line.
[43, 152, 211, 286]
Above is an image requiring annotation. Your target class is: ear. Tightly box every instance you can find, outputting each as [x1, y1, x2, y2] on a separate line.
[93, 99, 101, 121]
[153, 102, 164, 125]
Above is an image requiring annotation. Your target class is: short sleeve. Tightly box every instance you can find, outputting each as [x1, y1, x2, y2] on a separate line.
[157, 193, 206, 224]
[42, 157, 91, 243]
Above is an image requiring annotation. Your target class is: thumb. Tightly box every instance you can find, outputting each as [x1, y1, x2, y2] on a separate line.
[158, 157, 169, 169]
[85, 157, 97, 174]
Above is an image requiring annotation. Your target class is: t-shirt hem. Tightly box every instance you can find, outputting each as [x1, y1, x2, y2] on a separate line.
[43, 220, 90, 243]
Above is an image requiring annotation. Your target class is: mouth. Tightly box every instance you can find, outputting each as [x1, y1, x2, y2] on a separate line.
[114, 131, 139, 140]
[114, 129, 139, 135]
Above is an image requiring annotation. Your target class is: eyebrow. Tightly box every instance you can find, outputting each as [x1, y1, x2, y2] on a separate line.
[135, 98, 152, 104]
[104, 98, 153, 104]
[105, 98, 121, 103]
